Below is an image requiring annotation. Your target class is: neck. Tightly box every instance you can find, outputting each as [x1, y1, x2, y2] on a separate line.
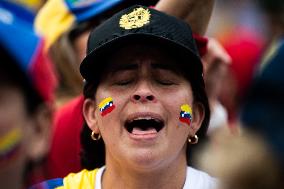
[102, 153, 187, 189]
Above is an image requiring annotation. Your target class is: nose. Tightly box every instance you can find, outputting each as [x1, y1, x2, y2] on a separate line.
[132, 94, 155, 102]
[131, 82, 156, 103]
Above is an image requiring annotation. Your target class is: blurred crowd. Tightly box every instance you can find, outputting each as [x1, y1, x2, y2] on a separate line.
[0, 0, 284, 188]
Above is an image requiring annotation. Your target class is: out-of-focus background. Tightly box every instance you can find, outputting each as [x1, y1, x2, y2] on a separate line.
[1, 0, 284, 188]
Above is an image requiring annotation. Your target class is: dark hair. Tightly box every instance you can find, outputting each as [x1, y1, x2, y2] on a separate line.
[257, 0, 284, 13]
[0, 46, 43, 115]
[80, 48, 210, 169]
[256, 0, 284, 26]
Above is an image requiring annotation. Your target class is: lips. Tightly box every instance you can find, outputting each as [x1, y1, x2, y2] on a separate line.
[125, 113, 165, 136]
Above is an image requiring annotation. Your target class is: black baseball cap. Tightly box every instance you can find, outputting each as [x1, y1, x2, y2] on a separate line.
[80, 5, 204, 84]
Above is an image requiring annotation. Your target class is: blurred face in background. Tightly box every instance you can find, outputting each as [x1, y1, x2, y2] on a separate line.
[0, 85, 33, 188]
[0, 65, 51, 189]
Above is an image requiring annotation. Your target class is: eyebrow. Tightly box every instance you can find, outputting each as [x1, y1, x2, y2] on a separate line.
[108, 64, 138, 74]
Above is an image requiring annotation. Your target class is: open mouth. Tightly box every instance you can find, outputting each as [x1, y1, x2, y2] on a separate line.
[125, 117, 164, 134]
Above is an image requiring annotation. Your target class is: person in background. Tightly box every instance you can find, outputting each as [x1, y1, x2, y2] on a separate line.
[197, 36, 284, 188]
[0, 1, 57, 188]
[197, 0, 284, 188]
[218, 28, 264, 126]
[236, 0, 284, 188]
[31, 5, 217, 189]
[201, 38, 231, 134]
[35, 0, 216, 179]
[155, 0, 214, 35]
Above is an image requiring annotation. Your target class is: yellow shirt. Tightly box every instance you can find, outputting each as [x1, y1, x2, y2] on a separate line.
[56, 169, 98, 189]
[30, 169, 99, 189]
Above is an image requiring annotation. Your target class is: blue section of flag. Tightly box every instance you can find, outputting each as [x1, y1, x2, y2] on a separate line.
[0, 0, 35, 25]
[65, 0, 124, 22]
[180, 111, 191, 119]
[100, 101, 113, 112]
[29, 178, 64, 189]
[45, 178, 64, 188]
[0, 1, 39, 72]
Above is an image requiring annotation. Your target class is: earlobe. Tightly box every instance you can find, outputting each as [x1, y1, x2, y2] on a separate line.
[191, 102, 205, 134]
[83, 99, 100, 133]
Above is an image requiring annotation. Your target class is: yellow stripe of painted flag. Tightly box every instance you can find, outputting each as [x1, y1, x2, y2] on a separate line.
[0, 128, 21, 152]
[181, 104, 192, 114]
[98, 97, 113, 109]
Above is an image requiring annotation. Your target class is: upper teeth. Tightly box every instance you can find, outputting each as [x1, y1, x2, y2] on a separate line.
[131, 117, 155, 122]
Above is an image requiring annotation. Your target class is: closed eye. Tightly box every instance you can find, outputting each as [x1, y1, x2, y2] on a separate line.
[114, 79, 134, 86]
[155, 79, 176, 85]
[152, 68, 181, 86]
[109, 70, 136, 86]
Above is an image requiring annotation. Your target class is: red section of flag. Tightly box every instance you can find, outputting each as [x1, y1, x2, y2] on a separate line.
[101, 105, 116, 116]
[179, 117, 191, 126]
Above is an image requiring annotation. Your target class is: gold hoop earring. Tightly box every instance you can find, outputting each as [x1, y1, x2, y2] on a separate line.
[91, 131, 101, 141]
[188, 135, 198, 144]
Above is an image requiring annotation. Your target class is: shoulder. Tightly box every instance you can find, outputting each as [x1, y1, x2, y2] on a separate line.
[29, 169, 99, 189]
[184, 166, 218, 189]
[62, 169, 99, 189]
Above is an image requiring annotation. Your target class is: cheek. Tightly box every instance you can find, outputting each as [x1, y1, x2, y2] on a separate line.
[0, 100, 27, 149]
[0, 114, 29, 165]
[0, 127, 23, 162]
[96, 85, 131, 117]
[179, 104, 193, 127]
[98, 97, 116, 117]
[95, 94, 128, 134]
[160, 88, 193, 121]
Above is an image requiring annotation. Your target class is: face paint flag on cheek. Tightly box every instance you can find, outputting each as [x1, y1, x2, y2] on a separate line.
[0, 128, 22, 163]
[179, 104, 193, 126]
[98, 97, 116, 117]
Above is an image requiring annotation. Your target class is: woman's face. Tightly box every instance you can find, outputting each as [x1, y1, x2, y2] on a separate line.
[0, 86, 32, 186]
[84, 44, 204, 171]
[0, 85, 50, 187]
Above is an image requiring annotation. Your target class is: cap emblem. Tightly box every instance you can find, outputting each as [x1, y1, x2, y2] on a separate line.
[119, 7, 151, 30]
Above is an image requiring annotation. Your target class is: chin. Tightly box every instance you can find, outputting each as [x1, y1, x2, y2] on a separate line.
[125, 148, 168, 171]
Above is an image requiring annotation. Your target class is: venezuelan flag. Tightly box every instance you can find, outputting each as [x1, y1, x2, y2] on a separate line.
[35, 0, 125, 50]
[179, 104, 192, 126]
[0, 128, 22, 163]
[98, 97, 115, 116]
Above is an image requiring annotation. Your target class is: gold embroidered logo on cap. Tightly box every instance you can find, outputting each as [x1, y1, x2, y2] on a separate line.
[119, 7, 151, 30]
